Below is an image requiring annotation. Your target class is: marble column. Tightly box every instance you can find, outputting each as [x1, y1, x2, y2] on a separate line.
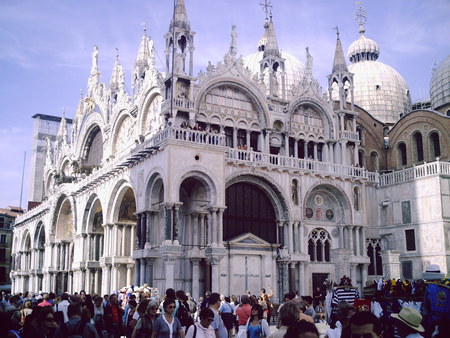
[289, 263, 296, 292]
[164, 256, 176, 289]
[350, 263, 358, 286]
[298, 222, 304, 253]
[146, 259, 153, 286]
[127, 264, 134, 287]
[141, 213, 147, 247]
[209, 207, 218, 246]
[362, 264, 368, 290]
[135, 215, 141, 250]
[355, 226, 360, 256]
[288, 221, 294, 254]
[164, 204, 173, 242]
[102, 265, 111, 296]
[233, 128, 238, 148]
[146, 211, 153, 248]
[299, 262, 307, 295]
[140, 258, 147, 286]
[209, 257, 221, 292]
[134, 259, 141, 287]
[217, 208, 224, 245]
[191, 259, 201, 300]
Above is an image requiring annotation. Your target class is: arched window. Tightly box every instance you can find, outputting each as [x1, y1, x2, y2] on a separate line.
[353, 186, 360, 211]
[358, 150, 365, 167]
[308, 228, 331, 262]
[412, 132, 424, 162]
[397, 143, 407, 166]
[370, 151, 379, 172]
[429, 131, 441, 159]
[367, 239, 383, 275]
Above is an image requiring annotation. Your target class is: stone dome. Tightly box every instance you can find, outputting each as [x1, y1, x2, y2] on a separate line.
[243, 51, 305, 92]
[347, 29, 411, 124]
[430, 54, 450, 111]
[348, 61, 411, 124]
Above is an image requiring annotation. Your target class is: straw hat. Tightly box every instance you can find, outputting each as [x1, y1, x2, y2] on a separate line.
[391, 307, 424, 333]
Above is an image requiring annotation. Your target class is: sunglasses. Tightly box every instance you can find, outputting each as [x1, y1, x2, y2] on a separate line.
[150, 307, 158, 310]
[167, 305, 176, 309]
[206, 317, 214, 322]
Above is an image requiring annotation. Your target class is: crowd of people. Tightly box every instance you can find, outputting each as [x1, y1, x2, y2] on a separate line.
[0, 268, 449, 338]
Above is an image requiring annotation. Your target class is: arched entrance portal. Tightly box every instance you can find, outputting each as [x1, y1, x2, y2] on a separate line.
[223, 181, 279, 296]
[223, 182, 277, 242]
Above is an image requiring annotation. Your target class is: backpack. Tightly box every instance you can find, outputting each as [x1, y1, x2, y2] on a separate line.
[61, 320, 87, 338]
[176, 301, 194, 328]
[54, 304, 65, 325]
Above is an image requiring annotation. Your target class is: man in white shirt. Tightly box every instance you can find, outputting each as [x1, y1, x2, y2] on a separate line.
[54, 292, 71, 323]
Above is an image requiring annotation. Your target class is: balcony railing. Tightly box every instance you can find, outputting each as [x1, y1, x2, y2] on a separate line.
[162, 97, 194, 111]
[378, 160, 450, 186]
[227, 149, 379, 182]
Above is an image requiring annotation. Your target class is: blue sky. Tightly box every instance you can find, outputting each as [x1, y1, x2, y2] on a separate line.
[0, 0, 449, 209]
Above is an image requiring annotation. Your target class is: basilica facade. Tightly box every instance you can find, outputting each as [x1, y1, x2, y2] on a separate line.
[10, 1, 450, 301]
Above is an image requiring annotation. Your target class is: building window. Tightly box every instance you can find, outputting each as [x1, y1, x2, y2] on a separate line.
[402, 260, 413, 280]
[405, 229, 416, 251]
[397, 143, 407, 166]
[291, 179, 299, 205]
[413, 132, 424, 162]
[429, 132, 441, 159]
[0, 234, 6, 245]
[0, 248, 6, 262]
[367, 239, 383, 275]
[0, 217, 4, 228]
[308, 228, 331, 262]
[402, 201, 411, 224]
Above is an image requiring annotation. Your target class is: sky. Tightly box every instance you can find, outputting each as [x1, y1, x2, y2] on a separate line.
[0, 0, 449, 209]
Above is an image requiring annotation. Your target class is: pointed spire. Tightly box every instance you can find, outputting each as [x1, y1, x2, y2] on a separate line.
[75, 89, 84, 116]
[136, 24, 155, 70]
[332, 27, 348, 73]
[263, 14, 280, 58]
[110, 49, 125, 91]
[57, 110, 68, 144]
[170, 0, 190, 31]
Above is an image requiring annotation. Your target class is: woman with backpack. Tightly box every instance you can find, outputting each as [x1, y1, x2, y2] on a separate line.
[132, 300, 159, 338]
[152, 299, 185, 338]
[244, 304, 270, 338]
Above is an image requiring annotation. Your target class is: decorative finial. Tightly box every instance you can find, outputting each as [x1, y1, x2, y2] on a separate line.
[62, 108, 66, 117]
[115, 48, 119, 60]
[355, 4, 368, 34]
[334, 26, 340, 38]
[260, 0, 272, 20]
[141, 22, 147, 34]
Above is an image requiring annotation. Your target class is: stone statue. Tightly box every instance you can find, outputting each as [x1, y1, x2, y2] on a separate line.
[305, 47, 313, 76]
[230, 24, 238, 57]
[175, 52, 185, 74]
[272, 71, 279, 97]
[148, 38, 155, 66]
[92, 45, 99, 71]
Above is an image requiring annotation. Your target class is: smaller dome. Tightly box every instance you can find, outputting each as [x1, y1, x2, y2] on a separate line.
[348, 33, 380, 63]
[430, 54, 450, 111]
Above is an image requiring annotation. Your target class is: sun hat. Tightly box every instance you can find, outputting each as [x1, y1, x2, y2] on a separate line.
[422, 264, 446, 280]
[391, 307, 425, 332]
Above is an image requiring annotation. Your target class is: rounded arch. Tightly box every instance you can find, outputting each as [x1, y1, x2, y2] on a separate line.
[145, 171, 166, 211]
[288, 99, 335, 139]
[303, 183, 352, 224]
[82, 194, 104, 233]
[79, 124, 104, 168]
[195, 79, 270, 128]
[428, 130, 441, 159]
[21, 230, 32, 251]
[411, 130, 424, 162]
[174, 168, 218, 206]
[75, 112, 105, 159]
[34, 221, 46, 249]
[111, 112, 135, 155]
[397, 141, 408, 167]
[108, 181, 137, 224]
[226, 171, 290, 221]
[138, 87, 163, 136]
[54, 195, 75, 240]
[369, 151, 380, 172]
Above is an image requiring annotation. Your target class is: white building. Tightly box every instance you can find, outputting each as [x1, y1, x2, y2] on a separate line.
[11, 1, 450, 301]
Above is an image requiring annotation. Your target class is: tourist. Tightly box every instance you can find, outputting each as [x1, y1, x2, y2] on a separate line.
[284, 320, 319, 338]
[53, 292, 70, 324]
[132, 300, 159, 338]
[260, 285, 274, 324]
[37, 293, 52, 307]
[208, 292, 228, 338]
[152, 299, 185, 338]
[244, 304, 270, 338]
[392, 307, 425, 338]
[22, 305, 58, 338]
[185, 307, 215, 338]
[268, 301, 299, 338]
[349, 311, 382, 338]
[93, 295, 106, 337]
[235, 295, 252, 338]
[105, 293, 124, 338]
[219, 296, 234, 337]
[53, 303, 98, 338]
